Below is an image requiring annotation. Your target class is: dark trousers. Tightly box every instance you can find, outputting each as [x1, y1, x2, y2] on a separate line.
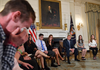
[90, 47, 98, 57]
[44, 57, 55, 67]
[67, 48, 78, 61]
[44, 50, 55, 67]
[20, 58, 40, 70]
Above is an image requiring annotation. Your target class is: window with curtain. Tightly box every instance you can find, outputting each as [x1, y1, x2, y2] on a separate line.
[85, 2, 100, 49]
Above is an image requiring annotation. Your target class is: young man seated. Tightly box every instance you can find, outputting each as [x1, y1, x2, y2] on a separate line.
[63, 35, 80, 64]
[36, 33, 58, 68]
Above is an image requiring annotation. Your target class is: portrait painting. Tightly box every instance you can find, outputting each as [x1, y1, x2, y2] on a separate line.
[39, 0, 62, 29]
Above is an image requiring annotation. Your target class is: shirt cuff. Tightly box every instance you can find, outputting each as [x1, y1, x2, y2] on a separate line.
[7, 41, 17, 48]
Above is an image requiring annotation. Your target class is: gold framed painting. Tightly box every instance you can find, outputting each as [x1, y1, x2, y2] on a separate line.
[39, 0, 62, 29]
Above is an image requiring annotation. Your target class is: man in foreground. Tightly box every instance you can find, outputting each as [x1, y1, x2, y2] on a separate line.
[0, 0, 36, 70]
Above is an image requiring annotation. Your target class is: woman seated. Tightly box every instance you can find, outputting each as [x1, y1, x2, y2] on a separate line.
[13, 45, 24, 70]
[89, 34, 98, 60]
[77, 35, 87, 60]
[15, 45, 40, 70]
[24, 34, 50, 70]
[46, 34, 64, 66]
[18, 52, 40, 70]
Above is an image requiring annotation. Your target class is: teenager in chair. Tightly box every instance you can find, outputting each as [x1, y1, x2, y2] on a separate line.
[46, 34, 64, 66]
[63, 35, 80, 64]
[89, 34, 98, 60]
[36, 33, 58, 69]
[77, 35, 87, 60]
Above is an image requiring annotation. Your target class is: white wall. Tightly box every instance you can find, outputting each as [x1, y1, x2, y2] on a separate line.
[0, 0, 8, 11]
[74, 0, 100, 50]
[28, 0, 39, 22]
[74, 3, 89, 50]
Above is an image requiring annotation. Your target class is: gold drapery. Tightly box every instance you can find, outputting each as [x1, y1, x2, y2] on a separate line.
[85, 2, 100, 49]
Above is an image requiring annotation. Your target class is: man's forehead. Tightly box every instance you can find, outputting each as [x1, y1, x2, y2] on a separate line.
[68, 35, 71, 37]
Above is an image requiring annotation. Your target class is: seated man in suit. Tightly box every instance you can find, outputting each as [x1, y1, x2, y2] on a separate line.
[63, 35, 80, 64]
[36, 33, 57, 69]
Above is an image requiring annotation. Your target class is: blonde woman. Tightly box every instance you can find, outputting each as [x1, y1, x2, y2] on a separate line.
[89, 34, 98, 60]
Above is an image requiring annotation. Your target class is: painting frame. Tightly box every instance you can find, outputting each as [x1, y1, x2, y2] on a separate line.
[39, 0, 62, 29]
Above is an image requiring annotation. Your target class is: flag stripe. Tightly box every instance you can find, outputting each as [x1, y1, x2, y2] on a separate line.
[33, 30, 37, 39]
[29, 24, 37, 42]
[29, 29, 36, 42]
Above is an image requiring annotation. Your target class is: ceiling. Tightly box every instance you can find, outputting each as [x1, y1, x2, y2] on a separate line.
[95, 0, 100, 2]
[75, 0, 100, 4]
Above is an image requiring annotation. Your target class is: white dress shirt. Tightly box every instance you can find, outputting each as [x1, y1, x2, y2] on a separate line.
[36, 39, 47, 52]
[89, 40, 97, 47]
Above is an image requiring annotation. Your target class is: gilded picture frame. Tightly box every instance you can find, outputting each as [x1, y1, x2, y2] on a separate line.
[39, 0, 62, 29]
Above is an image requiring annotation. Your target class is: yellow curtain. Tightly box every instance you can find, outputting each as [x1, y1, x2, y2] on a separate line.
[85, 2, 100, 49]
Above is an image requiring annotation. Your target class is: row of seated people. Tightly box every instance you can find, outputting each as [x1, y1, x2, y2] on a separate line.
[63, 34, 98, 64]
[14, 33, 98, 70]
[14, 34, 63, 70]
[77, 34, 98, 60]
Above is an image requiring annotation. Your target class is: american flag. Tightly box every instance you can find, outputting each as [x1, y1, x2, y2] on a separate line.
[28, 24, 37, 42]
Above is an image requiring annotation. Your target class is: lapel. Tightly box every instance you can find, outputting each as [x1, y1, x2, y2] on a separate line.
[66, 39, 71, 48]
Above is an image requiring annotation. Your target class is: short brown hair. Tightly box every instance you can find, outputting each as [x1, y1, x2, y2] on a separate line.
[67, 34, 71, 37]
[39, 33, 44, 37]
[0, 0, 36, 22]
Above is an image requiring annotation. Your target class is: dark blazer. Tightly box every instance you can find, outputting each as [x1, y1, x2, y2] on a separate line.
[63, 39, 74, 57]
[46, 40, 55, 51]
[24, 40, 37, 55]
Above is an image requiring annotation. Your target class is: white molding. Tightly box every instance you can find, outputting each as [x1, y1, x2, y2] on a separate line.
[36, 30, 68, 39]
[70, 0, 74, 3]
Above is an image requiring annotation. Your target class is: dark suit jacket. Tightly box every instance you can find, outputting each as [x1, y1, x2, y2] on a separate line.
[24, 40, 37, 55]
[63, 39, 74, 57]
[46, 40, 54, 51]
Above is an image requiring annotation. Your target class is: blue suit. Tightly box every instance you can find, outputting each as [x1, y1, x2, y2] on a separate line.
[63, 39, 78, 58]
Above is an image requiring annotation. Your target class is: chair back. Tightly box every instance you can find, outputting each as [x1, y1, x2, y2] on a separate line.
[59, 40, 63, 48]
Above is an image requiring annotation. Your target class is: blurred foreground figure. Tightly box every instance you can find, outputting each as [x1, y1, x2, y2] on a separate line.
[0, 0, 36, 70]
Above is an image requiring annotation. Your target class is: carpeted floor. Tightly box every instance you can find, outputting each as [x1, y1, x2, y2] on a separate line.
[46, 51, 100, 70]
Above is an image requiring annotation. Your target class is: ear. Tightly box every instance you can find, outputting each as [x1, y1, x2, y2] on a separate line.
[12, 11, 21, 22]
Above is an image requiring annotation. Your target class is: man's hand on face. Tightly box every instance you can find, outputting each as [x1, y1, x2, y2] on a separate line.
[7, 27, 28, 47]
[44, 51, 48, 54]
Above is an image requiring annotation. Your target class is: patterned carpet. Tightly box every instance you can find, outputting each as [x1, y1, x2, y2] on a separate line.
[47, 51, 100, 70]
